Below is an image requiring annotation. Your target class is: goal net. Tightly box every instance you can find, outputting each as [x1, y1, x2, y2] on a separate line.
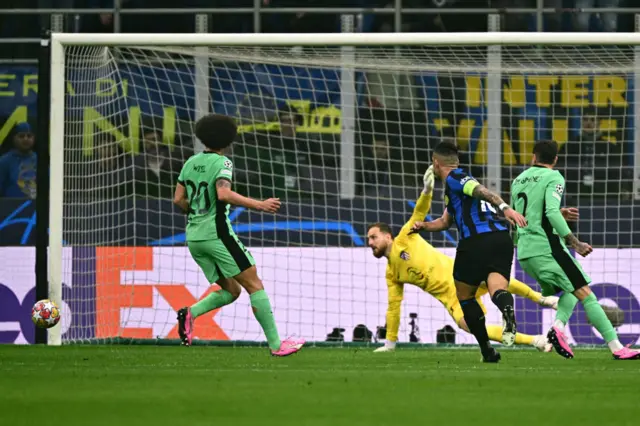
[50, 33, 640, 347]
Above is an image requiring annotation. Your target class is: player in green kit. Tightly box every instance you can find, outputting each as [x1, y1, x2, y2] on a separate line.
[511, 140, 639, 360]
[173, 114, 304, 357]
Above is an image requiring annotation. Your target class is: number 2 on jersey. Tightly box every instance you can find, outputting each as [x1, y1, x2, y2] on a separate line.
[185, 180, 212, 215]
[516, 192, 528, 217]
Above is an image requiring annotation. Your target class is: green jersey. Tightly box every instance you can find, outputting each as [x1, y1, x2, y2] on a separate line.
[178, 152, 235, 241]
[510, 165, 572, 260]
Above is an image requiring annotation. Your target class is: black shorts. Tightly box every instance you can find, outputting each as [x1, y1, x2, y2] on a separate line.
[453, 231, 514, 286]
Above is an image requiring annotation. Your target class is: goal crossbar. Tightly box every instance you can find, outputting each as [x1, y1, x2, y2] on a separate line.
[52, 31, 640, 47]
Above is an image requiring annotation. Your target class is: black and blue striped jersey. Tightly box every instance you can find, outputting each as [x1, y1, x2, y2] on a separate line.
[444, 168, 509, 241]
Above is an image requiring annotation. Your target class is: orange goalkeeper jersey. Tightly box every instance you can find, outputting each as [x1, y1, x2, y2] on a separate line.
[384, 191, 456, 342]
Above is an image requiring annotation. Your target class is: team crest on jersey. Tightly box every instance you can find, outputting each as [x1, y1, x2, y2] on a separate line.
[400, 251, 410, 261]
[223, 159, 233, 170]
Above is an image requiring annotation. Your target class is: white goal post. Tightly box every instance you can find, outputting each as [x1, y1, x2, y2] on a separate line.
[47, 32, 640, 346]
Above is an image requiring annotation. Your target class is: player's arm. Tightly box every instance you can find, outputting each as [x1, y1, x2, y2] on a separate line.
[213, 158, 280, 213]
[410, 166, 435, 221]
[544, 176, 592, 257]
[411, 209, 453, 233]
[173, 182, 190, 213]
[215, 179, 280, 213]
[402, 166, 435, 236]
[469, 181, 527, 227]
[374, 277, 404, 352]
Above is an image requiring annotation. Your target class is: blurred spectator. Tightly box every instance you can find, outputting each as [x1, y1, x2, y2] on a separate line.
[209, 0, 255, 33]
[231, 132, 298, 199]
[499, 0, 564, 32]
[0, 123, 37, 199]
[559, 111, 627, 197]
[232, 107, 306, 198]
[263, 0, 367, 33]
[78, 0, 116, 33]
[276, 105, 334, 168]
[38, 0, 75, 31]
[91, 134, 134, 199]
[134, 128, 186, 199]
[374, 0, 491, 33]
[360, 137, 391, 196]
[575, 0, 620, 32]
[79, 0, 195, 33]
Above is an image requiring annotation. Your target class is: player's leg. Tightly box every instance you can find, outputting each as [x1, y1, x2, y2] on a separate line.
[453, 250, 499, 362]
[482, 278, 558, 311]
[232, 266, 304, 356]
[177, 240, 241, 346]
[507, 278, 558, 310]
[450, 296, 549, 351]
[188, 240, 242, 317]
[217, 234, 304, 356]
[520, 254, 578, 358]
[554, 253, 640, 360]
[484, 232, 517, 347]
[190, 277, 242, 318]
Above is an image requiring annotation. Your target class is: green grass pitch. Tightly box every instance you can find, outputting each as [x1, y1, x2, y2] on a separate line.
[1, 345, 639, 426]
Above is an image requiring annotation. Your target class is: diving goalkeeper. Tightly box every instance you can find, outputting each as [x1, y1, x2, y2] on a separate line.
[369, 167, 558, 352]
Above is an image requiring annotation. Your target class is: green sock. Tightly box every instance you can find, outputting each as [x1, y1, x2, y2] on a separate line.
[190, 289, 236, 318]
[250, 290, 281, 351]
[582, 293, 618, 343]
[556, 293, 579, 325]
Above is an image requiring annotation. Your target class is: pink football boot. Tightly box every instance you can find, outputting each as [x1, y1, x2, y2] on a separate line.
[547, 326, 574, 359]
[177, 307, 194, 346]
[613, 345, 640, 360]
[271, 337, 305, 357]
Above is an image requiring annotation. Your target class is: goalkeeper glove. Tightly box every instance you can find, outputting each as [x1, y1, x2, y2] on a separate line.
[423, 165, 434, 194]
[373, 340, 396, 352]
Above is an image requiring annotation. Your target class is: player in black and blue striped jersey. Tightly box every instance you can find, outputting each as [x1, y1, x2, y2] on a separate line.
[445, 168, 510, 237]
[412, 141, 527, 362]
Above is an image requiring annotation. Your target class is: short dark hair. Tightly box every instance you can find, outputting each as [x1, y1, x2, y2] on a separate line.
[368, 222, 394, 237]
[195, 114, 238, 150]
[533, 140, 558, 165]
[433, 141, 459, 162]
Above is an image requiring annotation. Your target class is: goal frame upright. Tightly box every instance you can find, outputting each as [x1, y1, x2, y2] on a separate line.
[48, 31, 640, 345]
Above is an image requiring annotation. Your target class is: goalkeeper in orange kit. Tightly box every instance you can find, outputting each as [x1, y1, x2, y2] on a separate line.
[368, 166, 560, 352]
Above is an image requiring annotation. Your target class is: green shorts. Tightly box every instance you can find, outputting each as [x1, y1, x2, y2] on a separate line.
[187, 238, 256, 284]
[519, 250, 591, 296]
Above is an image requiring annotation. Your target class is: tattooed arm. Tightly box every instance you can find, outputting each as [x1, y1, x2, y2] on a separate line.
[470, 184, 510, 211]
[564, 233, 593, 257]
[468, 182, 527, 227]
[216, 179, 281, 213]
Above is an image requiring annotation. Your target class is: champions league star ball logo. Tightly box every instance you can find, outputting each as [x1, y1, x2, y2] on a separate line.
[223, 160, 233, 170]
[555, 184, 564, 195]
